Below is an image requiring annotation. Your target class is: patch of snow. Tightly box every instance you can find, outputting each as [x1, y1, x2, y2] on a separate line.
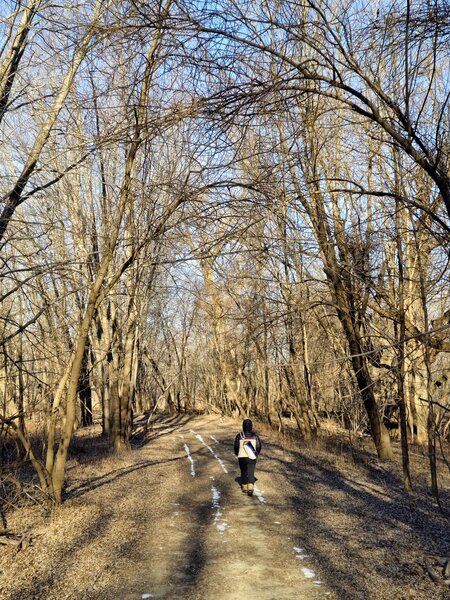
[183, 443, 196, 477]
[313, 580, 322, 585]
[192, 431, 228, 473]
[213, 454, 228, 474]
[211, 486, 221, 508]
[216, 522, 228, 533]
[301, 567, 316, 579]
[141, 594, 154, 599]
[211, 485, 229, 534]
[293, 546, 308, 560]
[195, 433, 205, 445]
[253, 485, 265, 503]
[210, 435, 219, 443]
[274, 521, 281, 524]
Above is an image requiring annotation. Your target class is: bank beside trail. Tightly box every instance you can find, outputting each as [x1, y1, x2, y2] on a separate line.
[0, 414, 449, 600]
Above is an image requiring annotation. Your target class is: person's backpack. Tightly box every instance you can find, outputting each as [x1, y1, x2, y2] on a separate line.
[240, 432, 257, 459]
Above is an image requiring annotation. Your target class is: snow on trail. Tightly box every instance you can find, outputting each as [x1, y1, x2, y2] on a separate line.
[209, 449, 228, 474]
[298, 560, 323, 587]
[301, 567, 316, 579]
[210, 484, 229, 534]
[293, 546, 308, 560]
[253, 484, 265, 503]
[185, 425, 333, 589]
[174, 421, 330, 597]
[189, 429, 229, 474]
[183, 443, 196, 477]
[293, 547, 325, 589]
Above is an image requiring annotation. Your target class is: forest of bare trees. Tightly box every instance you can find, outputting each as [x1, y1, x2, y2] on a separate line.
[0, 0, 449, 505]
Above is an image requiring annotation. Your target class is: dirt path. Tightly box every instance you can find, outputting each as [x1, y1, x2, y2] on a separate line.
[2, 413, 449, 600]
[112, 416, 328, 600]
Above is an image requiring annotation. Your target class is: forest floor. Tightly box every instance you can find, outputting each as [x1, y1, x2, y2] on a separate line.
[1, 413, 449, 600]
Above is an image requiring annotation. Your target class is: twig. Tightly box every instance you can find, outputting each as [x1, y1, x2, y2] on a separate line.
[0, 529, 13, 536]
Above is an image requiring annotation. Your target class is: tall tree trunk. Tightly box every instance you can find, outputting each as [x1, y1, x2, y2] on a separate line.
[51, 287, 102, 502]
[110, 338, 122, 451]
[416, 242, 440, 504]
[96, 306, 113, 436]
[342, 316, 393, 460]
[118, 315, 137, 446]
[395, 206, 412, 491]
[17, 342, 26, 436]
[78, 343, 93, 427]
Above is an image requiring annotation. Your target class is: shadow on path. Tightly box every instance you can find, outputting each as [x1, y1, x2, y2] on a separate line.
[259, 437, 450, 600]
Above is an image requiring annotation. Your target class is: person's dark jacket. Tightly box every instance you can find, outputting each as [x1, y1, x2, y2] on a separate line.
[234, 419, 262, 456]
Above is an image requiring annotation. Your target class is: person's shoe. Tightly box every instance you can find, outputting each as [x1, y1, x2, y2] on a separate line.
[247, 483, 254, 496]
[242, 484, 248, 493]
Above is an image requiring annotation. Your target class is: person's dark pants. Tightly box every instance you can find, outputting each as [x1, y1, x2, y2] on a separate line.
[238, 457, 256, 484]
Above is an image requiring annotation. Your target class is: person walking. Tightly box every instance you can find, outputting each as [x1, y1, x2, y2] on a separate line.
[234, 418, 262, 496]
